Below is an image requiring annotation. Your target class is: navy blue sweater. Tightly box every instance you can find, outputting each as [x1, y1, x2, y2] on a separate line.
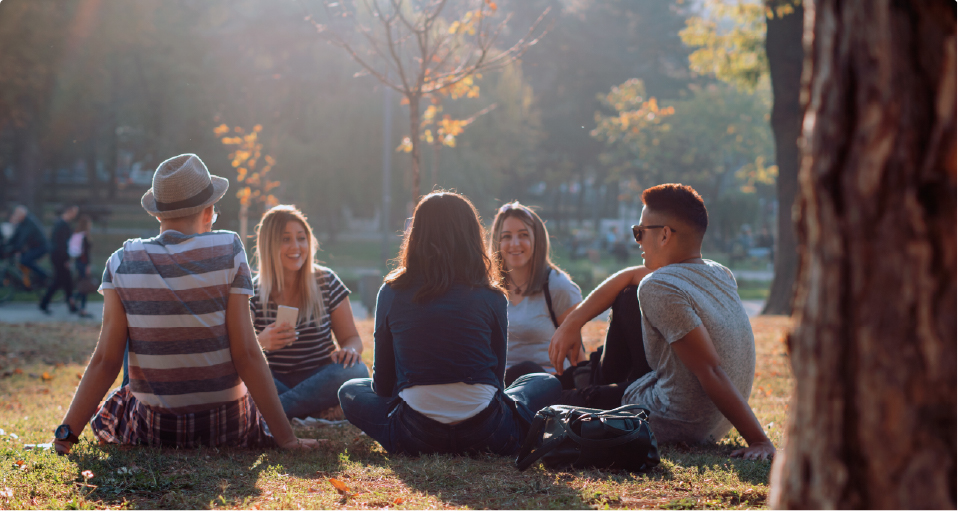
[371, 281, 508, 398]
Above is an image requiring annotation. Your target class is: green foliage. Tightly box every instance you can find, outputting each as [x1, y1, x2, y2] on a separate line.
[592, 79, 776, 203]
[680, 0, 800, 91]
[680, 0, 768, 91]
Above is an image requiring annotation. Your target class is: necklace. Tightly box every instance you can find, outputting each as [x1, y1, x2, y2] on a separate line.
[507, 274, 530, 295]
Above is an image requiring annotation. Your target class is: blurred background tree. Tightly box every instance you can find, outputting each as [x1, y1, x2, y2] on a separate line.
[0, 0, 794, 298]
[214, 123, 279, 248]
[680, 0, 803, 314]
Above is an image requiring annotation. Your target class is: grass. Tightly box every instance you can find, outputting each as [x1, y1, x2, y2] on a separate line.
[0, 315, 792, 509]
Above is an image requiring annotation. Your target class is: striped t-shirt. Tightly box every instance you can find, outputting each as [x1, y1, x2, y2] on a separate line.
[99, 229, 254, 415]
[250, 268, 349, 374]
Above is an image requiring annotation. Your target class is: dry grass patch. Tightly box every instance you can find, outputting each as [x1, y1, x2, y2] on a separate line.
[0, 315, 792, 509]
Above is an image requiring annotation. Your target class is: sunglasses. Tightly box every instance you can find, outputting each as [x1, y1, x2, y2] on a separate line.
[631, 224, 676, 243]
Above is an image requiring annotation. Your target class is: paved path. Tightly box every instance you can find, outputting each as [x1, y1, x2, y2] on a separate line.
[0, 299, 767, 324]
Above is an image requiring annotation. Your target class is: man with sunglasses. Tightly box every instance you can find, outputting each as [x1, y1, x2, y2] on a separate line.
[549, 183, 774, 461]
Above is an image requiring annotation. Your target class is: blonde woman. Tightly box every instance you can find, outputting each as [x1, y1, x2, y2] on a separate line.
[250, 205, 368, 419]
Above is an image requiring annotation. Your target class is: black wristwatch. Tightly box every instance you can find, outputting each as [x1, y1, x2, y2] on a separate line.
[54, 424, 79, 444]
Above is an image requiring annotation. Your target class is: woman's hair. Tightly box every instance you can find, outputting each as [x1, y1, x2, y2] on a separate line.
[75, 215, 92, 233]
[385, 191, 503, 303]
[253, 205, 325, 324]
[489, 201, 566, 296]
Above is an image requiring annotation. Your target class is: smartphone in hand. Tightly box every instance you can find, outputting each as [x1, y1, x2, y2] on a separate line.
[275, 305, 299, 328]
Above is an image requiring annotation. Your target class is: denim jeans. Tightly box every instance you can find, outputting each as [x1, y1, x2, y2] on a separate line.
[274, 362, 369, 419]
[74, 260, 89, 310]
[19, 246, 48, 284]
[338, 373, 561, 456]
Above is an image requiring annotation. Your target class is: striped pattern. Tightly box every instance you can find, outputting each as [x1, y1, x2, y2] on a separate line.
[90, 385, 274, 448]
[250, 268, 349, 374]
[100, 230, 254, 414]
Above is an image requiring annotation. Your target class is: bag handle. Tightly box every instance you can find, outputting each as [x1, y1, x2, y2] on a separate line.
[559, 416, 650, 449]
[515, 411, 564, 472]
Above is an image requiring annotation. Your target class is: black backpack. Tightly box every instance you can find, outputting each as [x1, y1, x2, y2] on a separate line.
[515, 404, 660, 472]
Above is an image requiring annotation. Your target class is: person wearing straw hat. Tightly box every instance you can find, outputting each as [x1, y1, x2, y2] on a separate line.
[51, 154, 321, 453]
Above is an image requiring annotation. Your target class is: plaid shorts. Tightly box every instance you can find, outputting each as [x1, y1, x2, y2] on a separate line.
[90, 385, 276, 449]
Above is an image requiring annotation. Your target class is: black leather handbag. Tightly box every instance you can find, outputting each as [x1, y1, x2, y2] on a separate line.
[515, 404, 660, 472]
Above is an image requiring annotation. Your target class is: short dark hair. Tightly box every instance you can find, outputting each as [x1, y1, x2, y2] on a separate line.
[641, 184, 708, 236]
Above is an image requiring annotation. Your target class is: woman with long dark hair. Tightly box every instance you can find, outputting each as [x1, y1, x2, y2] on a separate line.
[339, 192, 561, 455]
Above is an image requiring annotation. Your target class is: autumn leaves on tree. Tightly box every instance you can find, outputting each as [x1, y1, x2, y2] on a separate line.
[214, 123, 279, 247]
[310, 0, 549, 205]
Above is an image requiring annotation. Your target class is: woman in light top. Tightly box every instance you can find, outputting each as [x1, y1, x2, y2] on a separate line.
[490, 202, 583, 385]
[250, 205, 368, 419]
[339, 192, 561, 456]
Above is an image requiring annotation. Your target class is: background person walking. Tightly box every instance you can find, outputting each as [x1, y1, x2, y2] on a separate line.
[39, 205, 79, 314]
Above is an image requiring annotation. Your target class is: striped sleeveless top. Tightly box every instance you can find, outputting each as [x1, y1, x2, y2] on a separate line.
[249, 268, 350, 374]
[99, 229, 254, 415]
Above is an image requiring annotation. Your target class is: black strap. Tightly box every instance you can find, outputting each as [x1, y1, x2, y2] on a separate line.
[542, 268, 559, 328]
[515, 411, 564, 472]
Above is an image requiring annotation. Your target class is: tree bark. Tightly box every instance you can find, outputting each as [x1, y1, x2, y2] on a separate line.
[762, 0, 804, 315]
[408, 94, 422, 205]
[770, 0, 956, 508]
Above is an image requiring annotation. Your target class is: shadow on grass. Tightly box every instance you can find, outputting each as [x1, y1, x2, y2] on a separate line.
[65, 443, 278, 509]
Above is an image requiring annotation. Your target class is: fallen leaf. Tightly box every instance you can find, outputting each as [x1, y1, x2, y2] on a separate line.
[14, 369, 22, 374]
[307, 487, 322, 493]
[76, 373, 83, 380]
[329, 478, 351, 495]
[14, 460, 24, 466]
[394, 497, 405, 504]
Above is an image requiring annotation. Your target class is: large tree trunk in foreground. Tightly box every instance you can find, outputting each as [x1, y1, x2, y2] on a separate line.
[761, 0, 803, 315]
[770, 1, 956, 508]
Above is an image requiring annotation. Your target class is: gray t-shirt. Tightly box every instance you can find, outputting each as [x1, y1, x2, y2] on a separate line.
[506, 269, 582, 372]
[622, 260, 755, 444]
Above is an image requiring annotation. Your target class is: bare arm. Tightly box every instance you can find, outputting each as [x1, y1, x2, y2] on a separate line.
[53, 289, 128, 454]
[549, 266, 651, 373]
[226, 294, 320, 449]
[327, 298, 364, 367]
[670, 325, 775, 460]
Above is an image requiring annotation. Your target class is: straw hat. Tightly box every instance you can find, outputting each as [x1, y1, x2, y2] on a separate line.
[141, 154, 229, 219]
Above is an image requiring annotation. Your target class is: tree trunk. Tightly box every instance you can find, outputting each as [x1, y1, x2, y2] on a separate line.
[238, 203, 249, 251]
[761, 0, 803, 315]
[770, 1, 956, 508]
[431, 139, 441, 190]
[16, 123, 41, 211]
[408, 95, 422, 205]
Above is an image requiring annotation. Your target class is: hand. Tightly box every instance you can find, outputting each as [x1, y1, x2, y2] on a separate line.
[730, 440, 775, 461]
[258, 321, 297, 352]
[53, 439, 72, 455]
[549, 323, 584, 375]
[278, 437, 325, 450]
[330, 347, 362, 367]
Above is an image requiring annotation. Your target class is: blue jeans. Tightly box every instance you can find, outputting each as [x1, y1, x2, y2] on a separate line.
[74, 260, 89, 309]
[274, 362, 369, 419]
[19, 246, 48, 284]
[338, 373, 561, 456]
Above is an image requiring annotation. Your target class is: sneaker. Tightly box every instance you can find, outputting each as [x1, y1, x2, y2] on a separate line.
[78, 310, 93, 319]
[38, 305, 52, 315]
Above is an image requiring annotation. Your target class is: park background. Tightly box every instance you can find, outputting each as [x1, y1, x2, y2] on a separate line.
[0, 0, 784, 315]
[1, 0, 953, 509]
